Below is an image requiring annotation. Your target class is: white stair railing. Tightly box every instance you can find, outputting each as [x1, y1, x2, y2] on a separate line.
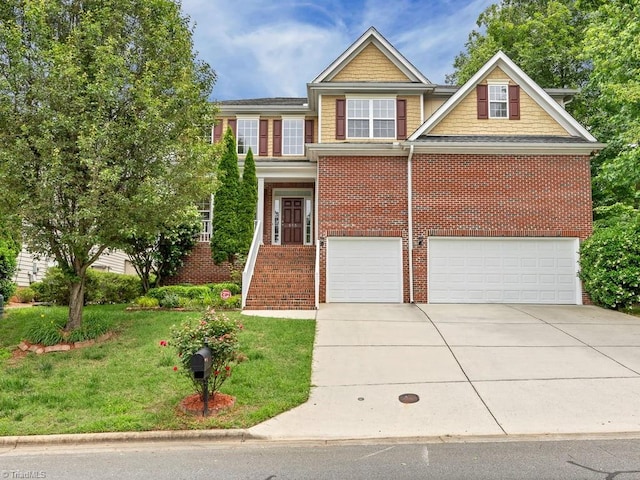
[241, 220, 263, 308]
[314, 241, 320, 309]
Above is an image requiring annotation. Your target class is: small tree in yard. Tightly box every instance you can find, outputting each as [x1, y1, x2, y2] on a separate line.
[0, 0, 217, 330]
[124, 207, 202, 293]
[211, 127, 240, 264]
[238, 148, 258, 256]
[170, 308, 245, 402]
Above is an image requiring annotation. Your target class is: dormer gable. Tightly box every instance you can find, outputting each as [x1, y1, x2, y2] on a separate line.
[409, 51, 598, 142]
[311, 27, 431, 85]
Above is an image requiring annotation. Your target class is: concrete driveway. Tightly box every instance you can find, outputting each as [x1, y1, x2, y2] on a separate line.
[249, 304, 640, 441]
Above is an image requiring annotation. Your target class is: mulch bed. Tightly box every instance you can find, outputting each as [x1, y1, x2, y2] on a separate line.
[178, 392, 235, 417]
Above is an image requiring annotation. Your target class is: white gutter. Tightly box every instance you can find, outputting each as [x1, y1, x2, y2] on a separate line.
[407, 144, 415, 303]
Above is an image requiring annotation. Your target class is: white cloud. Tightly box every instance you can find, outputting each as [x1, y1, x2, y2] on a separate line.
[180, 0, 493, 99]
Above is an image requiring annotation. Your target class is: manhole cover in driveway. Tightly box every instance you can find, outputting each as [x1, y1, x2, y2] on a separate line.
[398, 393, 420, 404]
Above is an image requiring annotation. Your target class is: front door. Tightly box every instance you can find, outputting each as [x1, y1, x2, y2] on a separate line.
[282, 198, 303, 245]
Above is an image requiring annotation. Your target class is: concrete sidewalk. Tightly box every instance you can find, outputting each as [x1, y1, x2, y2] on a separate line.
[249, 303, 640, 441]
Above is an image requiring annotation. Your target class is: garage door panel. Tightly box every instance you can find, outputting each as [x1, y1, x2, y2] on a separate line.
[327, 238, 402, 303]
[429, 238, 579, 304]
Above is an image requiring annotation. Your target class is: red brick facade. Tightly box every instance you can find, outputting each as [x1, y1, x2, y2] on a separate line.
[318, 156, 410, 302]
[410, 153, 593, 303]
[168, 152, 593, 306]
[164, 242, 233, 285]
[314, 152, 592, 304]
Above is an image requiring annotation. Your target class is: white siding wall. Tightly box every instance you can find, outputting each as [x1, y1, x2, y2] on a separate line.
[13, 248, 129, 287]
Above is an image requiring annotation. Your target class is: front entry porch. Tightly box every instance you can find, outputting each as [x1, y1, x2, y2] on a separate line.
[242, 180, 317, 310]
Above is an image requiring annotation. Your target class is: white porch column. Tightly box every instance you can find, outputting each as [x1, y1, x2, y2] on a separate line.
[257, 177, 265, 245]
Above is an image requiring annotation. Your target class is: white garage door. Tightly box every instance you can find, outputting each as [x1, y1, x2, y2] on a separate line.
[327, 238, 403, 303]
[428, 238, 580, 304]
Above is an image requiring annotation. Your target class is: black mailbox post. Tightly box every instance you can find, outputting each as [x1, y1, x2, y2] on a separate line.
[191, 347, 212, 379]
[190, 347, 212, 415]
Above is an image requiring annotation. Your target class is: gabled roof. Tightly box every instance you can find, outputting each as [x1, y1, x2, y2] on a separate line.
[311, 27, 431, 85]
[408, 51, 598, 142]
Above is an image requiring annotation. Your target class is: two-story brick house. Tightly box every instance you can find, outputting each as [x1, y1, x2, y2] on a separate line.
[170, 27, 603, 309]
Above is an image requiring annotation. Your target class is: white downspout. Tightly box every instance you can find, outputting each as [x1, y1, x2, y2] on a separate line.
[407, 144, 415, 303]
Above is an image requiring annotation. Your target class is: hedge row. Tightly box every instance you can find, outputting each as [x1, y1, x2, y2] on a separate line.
[30, 268, 142, 305]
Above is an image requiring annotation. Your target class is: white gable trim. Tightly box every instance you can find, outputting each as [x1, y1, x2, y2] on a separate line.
[408, 51, 598, 142]
[311, 27, 431, 85]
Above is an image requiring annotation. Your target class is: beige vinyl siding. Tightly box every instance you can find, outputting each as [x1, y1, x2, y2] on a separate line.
[331, 43, 411, 82]
[400, 95, 422, 137]
[430, 67, 570, 136]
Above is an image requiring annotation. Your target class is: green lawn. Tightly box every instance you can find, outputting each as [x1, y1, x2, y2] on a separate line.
[0, 305, 315, 436]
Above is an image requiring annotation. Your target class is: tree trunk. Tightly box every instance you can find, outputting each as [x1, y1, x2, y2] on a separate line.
[66, 277, 85, 331]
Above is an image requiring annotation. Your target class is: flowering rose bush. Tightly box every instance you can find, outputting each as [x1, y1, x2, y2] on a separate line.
[170, 308, 245, 399]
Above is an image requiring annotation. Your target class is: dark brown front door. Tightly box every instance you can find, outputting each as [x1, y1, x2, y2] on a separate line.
[282, 198, 303, 245]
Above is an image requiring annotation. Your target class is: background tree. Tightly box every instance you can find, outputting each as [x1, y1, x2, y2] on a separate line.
[238, 148, 258, 256]
[0, 0, 216, 330]
[124, 207, 202, 293]
[211, 127, 240, 264]
[582, 0, 640, 215]
[0, 213, 21, 300]
[446, 0, 590, 94]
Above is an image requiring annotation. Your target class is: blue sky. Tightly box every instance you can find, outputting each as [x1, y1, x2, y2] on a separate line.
[180, 0, 495, 100]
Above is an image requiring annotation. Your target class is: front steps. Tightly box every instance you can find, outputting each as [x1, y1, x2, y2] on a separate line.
[244, 245, 316, 310]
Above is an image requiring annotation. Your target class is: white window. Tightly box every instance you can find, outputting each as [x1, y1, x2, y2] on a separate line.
[489, 85, 508, 118]
[236, 118, 258, 154]
[282, 118, 304, 155]
[347, 98, 395, 138]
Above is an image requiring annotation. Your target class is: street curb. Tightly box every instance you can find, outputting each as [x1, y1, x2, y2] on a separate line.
[4, 430, 640, 449]
[0, 429, 255, 447]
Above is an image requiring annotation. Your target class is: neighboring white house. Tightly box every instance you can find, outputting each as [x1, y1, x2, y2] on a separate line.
[13, 248, 131, 287]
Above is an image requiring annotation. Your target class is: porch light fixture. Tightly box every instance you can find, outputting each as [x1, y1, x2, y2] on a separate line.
[417, 235, 424, 247]
[319, 236, 325, 246]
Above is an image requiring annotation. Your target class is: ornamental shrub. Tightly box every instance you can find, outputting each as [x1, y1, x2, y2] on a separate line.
[134, 296, 160, 308]
[147, 283, 241, 309]
[158, 292, 180, 309]
[31, 268, 142, 305]
[170, 308, 245, 400]
[14, 287, 36, 303]
[579, 220, 640, 309]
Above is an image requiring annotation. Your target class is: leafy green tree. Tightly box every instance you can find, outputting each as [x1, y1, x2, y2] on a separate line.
[0, 0, 216, 330]
[124, 207, 202, 293]
[238, 148, 258, 255]
[447, 0, 590, 91]
[211, 127, 240, 264]
[583, 0, 640, 213]
[0, 216, 20, 300]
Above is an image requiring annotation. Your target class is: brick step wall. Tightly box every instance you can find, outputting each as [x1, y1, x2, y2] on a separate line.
[244, 245, 316, 310]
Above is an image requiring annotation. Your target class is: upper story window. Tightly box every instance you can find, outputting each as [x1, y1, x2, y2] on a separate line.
[236, 118, 258, 154]
[489, 84, 508, 118]
[347, 98, 396, 138]
[282, 118, 304, 155]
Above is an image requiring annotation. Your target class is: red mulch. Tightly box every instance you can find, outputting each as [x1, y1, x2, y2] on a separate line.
[179, 393, 235, 417]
